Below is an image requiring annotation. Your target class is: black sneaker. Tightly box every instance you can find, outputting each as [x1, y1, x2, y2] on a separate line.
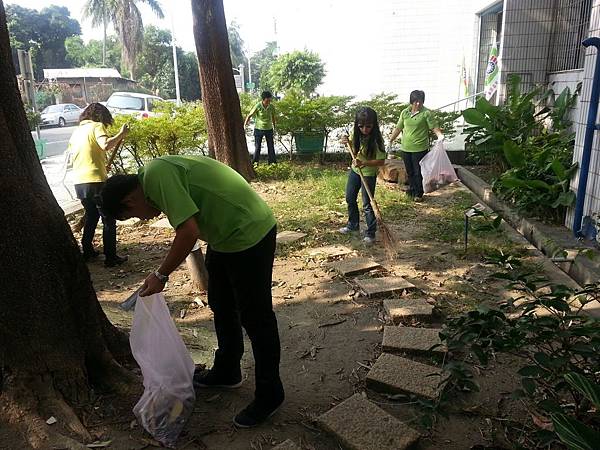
[104, 255, 128, 268]
[193, 369, 242, 389]
[82, 250, 100, 261]
[233, 397, 284, 428]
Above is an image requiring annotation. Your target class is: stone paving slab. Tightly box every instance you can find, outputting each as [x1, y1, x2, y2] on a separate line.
[317, 393, 420, 450]
[383, 298, 434, 323]
[367, 353, 443, 400]
[356, 276, 415, 297]
[382, 326, 446, 354]
[276, 230, 307, 244]
[117, 217, 141, 227]
[307, 245, 354, 260]
[327, 257, 382, 277]
[272, 439, 301, 450]
[149, 217, 172, 228]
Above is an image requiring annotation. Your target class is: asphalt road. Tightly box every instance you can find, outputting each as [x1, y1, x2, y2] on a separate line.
[32, 125, 76, 158]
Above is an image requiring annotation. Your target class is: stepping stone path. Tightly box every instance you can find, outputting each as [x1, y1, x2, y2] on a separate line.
[276, 230, 307, 245]
[149, 217, 172, 228]
[383, 326, 446, 354]
[384, 298, 434, 323]
[356, 276, 415, 297]
[308, 245, 354, 260]
[327, 257, 381, 276]
[367, 353, 443, 400]
[317, 393, 420, 450]
[272, 439, 301, 450]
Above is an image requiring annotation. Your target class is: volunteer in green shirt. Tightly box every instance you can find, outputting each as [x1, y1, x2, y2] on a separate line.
[389, 90, 444, 201]
[339, 107, 386, 245]
[244, 90, 277, 164]
[69, 102, 129, 266]
[100, 155, 284, 428]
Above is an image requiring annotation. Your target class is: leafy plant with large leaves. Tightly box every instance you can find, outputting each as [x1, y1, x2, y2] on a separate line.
[440, 251, 600, 449]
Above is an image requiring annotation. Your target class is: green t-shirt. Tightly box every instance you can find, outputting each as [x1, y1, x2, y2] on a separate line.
[350, 134, 387, 177]
[139, 155, 276, 253]
[395, 106, 437, 152]
[249, 101, 275, 130]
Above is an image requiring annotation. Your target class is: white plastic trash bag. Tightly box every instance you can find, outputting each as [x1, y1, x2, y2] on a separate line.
[130, 293, 196, 448]
[420, 140, 458, 193]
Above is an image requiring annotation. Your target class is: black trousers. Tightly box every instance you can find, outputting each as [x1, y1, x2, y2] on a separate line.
[253, 128, 276, 164]
[402, 150, 428, 197]
[205, 225, 283, 403]
[75, 182, 117, 258]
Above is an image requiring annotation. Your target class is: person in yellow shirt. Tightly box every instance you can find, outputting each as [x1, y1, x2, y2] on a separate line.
[69, 103, 129, 266]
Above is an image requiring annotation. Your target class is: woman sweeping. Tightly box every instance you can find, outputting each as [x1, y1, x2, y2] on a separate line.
[69, 102, 129, 267]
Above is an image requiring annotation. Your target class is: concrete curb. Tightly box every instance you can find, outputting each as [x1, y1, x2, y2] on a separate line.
[455, 166, 600, 287]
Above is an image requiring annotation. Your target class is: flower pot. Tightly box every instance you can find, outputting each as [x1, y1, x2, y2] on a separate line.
[293, 131, 325, 154]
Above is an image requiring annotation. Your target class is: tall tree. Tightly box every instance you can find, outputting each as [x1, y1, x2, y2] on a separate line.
[82, 0, 115, 66]
[227, 20, 245, 69]
[192, 0, 253, 179]
[267, 50, 326, 95]
[0, 2, 133, 448]
[65, 35, 122, 71]
[251, 41, 277, 91]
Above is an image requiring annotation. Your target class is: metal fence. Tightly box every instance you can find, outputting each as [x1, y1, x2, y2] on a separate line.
[549, 0, 593, 72]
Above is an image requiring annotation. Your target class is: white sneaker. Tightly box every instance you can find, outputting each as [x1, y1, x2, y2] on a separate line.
[363, 236, 376, 245]
[339, 226, 358, 234]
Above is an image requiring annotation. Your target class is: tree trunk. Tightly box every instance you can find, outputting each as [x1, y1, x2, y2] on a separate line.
[102, 12, 107, 66]
[191, 0, 254, 180]
[0, 3, 133, 447]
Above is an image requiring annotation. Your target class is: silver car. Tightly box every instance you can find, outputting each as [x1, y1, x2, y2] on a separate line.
[41, 103, 82, 127]
[105, 92, 164, 118]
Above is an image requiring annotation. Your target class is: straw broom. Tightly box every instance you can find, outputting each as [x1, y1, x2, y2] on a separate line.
[345, 142, 397, 259]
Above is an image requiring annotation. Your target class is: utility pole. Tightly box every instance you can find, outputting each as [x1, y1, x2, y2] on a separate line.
[170, 5, 181, 105]
[18, 50, 40, 139]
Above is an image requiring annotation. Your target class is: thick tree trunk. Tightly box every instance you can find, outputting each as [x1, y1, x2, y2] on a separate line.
[0, 3, 133, 447]
[191, 0, 254, 180]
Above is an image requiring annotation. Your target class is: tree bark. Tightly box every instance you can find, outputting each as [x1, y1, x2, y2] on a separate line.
[0, 2, 133, 447]
[191, 0, 254, 180]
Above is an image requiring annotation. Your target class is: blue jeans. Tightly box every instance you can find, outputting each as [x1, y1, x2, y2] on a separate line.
[345, 170, 377, 238]
[253, 128, 276, 164]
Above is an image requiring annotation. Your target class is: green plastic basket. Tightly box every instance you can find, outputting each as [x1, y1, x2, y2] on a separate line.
[34, 139, 47, 159]
[294, 132, 325, 154]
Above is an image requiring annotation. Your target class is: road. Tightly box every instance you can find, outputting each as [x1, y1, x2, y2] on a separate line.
[32, 125, 76, 158]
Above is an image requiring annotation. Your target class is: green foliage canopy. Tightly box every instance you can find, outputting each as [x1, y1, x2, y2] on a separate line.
[266, 50, 325, 95]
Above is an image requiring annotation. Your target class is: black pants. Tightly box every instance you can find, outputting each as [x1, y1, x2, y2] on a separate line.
[75, 182, 117, 258]
[253, 129, 276, 164]
[402, 150, 428, 197]
[205, 225, 283, 403]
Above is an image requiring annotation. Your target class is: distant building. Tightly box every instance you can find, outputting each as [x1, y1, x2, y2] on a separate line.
[42, 68, 137, 106]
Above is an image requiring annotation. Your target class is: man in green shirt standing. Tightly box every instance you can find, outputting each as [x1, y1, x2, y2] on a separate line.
[389, 90, 444, 201]
[100, 155, 284, 428]
[244, 91, 277, 164]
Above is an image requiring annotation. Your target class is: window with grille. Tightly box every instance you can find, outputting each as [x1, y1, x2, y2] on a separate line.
[549, 0, 592, 72]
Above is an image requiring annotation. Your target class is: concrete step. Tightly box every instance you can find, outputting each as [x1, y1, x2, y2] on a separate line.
[276, 231, 306, 245]
[356, 276, 415, 297]
[308, 245, 355, 260]
[384, 298, 434, 323]
[317, 393, 420, 450]
[367, 353, 443, 400]
[272, 439, 301, 450]
[382, 326, 446, 354]
[327, 257, 382, 277]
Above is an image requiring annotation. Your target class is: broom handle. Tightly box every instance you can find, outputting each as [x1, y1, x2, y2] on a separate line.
[345, 142, 384, 221]
[106, 134, 125, 172]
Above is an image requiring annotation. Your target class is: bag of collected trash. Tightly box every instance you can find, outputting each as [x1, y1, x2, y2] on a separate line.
[130, 293, 196, 448]
[420, 140, 458, 193]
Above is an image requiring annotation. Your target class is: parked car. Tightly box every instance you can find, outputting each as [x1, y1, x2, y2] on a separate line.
[40, 103, 82, 127]
[105, 92, 164, 118]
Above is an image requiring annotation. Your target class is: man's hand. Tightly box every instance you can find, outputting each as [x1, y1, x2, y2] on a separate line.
[139, 272, 165, 297]
[340, 134, 349, 145]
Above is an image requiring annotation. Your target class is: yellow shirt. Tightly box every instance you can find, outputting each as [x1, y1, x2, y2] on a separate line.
[69, 120, 109, 184]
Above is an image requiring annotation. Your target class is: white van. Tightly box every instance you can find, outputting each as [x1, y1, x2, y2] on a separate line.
[105, 92, 164, 118]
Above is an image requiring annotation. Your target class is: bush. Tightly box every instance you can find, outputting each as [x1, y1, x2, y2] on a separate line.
[26, 107, 41, 130]
[253, 161, 293, 181]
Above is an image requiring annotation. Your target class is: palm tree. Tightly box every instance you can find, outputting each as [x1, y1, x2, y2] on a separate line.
[83, 0, 164, 79]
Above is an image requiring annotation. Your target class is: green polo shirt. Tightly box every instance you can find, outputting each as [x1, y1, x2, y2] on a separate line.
[139, 155, 276, 253]
[350, 134, 387, 177]
[248, 101, 275, 130]
[395, 106, 437, 152]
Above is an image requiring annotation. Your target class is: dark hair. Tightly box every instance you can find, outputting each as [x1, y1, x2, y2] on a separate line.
[80, 102, 114, 126]
[352, 107, 384, 159]
[409, 90, 425, 105]
[261, 91, 273, 100]
[99, 174, 139, 218]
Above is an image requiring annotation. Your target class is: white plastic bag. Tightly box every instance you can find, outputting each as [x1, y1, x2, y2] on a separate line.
[130, 293, 196, 448]
[420, 140, 458, 193]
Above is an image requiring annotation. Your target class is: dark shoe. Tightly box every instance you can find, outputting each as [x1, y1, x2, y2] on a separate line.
[233, 396, 284, 428]
[413, 196, 424, 202]
[82, 250, 100, 261]
[193, 368, 242, 389]
[104, 255, 128, 267]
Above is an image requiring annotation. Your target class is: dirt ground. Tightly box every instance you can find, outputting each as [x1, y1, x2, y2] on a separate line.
[26, 180, 562, 450]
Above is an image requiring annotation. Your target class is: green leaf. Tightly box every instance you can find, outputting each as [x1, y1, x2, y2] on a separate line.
[518, 365, 543, 377]
[551, 191, 576, 208]
[564, 372, 600, 408]
[463, 108, 489, 127]
[503, 140, 525, 168]
[552, 413, 600, 450]
[551, 159, 567, 180]
[475, 96, 497, 116]
[522, 377, 536, 395]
